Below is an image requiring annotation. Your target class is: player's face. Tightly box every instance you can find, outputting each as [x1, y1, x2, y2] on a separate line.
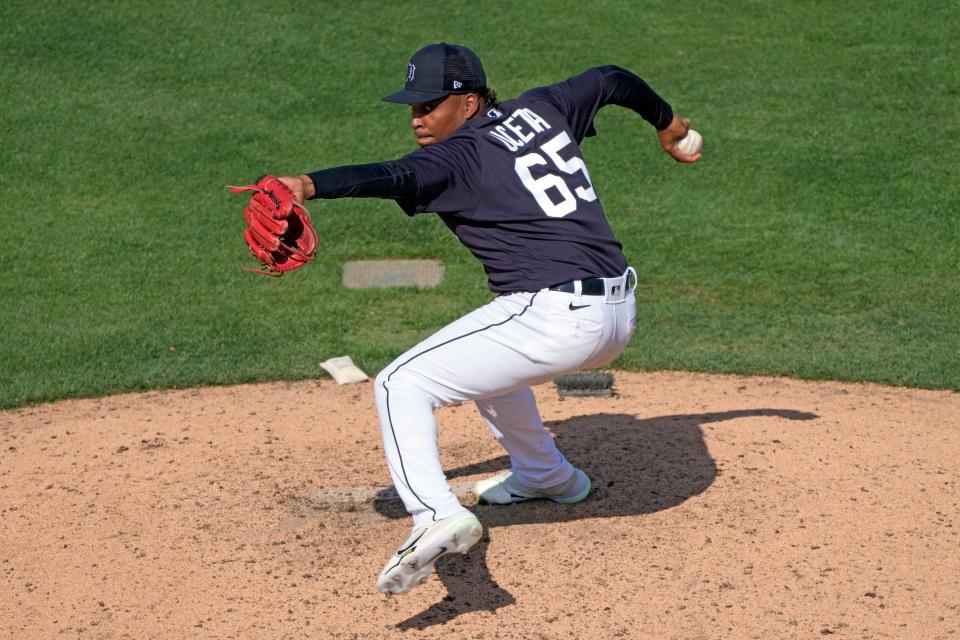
[409, 94, 476, 146]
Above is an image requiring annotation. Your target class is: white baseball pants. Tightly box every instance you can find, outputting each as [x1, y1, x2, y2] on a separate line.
[374, 271, 637, 529]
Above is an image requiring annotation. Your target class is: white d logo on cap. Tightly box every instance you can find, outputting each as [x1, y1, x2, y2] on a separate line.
[407, 63, 416, 82]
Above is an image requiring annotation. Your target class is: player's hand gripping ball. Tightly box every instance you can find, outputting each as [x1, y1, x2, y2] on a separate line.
[229, 176, 318, 276]
[677, 128, 703, 156]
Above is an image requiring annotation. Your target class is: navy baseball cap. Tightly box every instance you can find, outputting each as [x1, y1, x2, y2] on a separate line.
[382, 43, 486, 104]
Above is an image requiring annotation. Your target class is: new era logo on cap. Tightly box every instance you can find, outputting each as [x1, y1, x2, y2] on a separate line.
[453, 80, 462, 89]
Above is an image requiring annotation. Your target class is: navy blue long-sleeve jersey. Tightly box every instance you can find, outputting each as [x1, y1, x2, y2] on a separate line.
[308, 65, 673, 294]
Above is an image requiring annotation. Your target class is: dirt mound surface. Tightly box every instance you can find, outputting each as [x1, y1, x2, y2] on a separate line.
[2, 371, 958, 639]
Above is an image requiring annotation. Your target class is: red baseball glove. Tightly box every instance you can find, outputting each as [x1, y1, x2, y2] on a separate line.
[229, 176, 318, 276]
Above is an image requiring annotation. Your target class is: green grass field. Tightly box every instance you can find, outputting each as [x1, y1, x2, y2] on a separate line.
[1, 1, 957, 408]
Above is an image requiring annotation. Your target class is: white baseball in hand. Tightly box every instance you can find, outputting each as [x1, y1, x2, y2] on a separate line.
[677, 128, 702, 155]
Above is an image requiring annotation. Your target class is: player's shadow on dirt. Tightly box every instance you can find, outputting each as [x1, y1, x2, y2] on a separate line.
[377, 408, 817, 631]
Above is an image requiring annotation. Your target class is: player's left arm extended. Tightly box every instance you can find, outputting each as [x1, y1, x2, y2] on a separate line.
[279, 162, 419, 203]
[281, 143, 466, 215]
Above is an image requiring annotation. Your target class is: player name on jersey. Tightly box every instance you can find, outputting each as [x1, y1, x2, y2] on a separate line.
[486, 107, 552, 152]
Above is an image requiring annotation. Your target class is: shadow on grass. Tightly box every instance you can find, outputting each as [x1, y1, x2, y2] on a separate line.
[374, 408, 817, 631]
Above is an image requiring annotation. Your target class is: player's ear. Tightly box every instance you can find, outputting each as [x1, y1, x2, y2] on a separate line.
[464, 93, 480, 119]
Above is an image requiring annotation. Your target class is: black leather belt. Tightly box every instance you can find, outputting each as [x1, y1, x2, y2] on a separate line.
[549, 277, 606, 296]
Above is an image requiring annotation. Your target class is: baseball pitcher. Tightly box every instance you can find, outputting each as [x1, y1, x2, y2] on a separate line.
[234, 43, 701, 595]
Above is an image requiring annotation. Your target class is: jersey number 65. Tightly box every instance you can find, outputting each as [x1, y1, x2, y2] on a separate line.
[514, 131, 597, 218]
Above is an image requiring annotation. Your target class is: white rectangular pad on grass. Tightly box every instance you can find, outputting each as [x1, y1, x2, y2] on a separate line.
[320, 356, 369, 385]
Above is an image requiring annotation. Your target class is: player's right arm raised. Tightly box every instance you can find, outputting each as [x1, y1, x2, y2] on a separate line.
[523, 65, 701, 164]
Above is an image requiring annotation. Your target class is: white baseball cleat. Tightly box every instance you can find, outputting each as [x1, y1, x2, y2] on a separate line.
[474, 468, 591, 505]
[376, 512, 483, 595]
